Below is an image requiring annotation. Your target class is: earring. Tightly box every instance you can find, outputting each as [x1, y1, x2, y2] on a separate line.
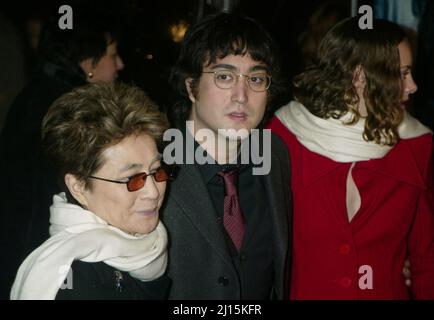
[88, 72, 93, 79]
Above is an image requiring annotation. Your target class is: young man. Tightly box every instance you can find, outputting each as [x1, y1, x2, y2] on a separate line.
[161, 13, 292, 299]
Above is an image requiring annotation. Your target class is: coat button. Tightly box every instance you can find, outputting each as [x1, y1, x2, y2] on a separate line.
[339, 244, 351, 255]
[217, 276, 229, 286]
[339, 277, 352, 288]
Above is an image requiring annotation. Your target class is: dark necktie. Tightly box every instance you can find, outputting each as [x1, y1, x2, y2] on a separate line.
[218, 167, 246, 250]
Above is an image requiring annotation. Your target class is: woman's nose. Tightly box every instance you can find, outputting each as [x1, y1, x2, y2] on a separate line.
[407, 77, 418, 95]
[117, 56, 125, 71]
[139, 176, 160, 200]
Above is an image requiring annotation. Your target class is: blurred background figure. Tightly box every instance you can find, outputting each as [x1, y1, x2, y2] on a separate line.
[373, 0, 428, 33]
[415, 0, 434, 130]
[0, 13, 27, 131]
[297, 0, 350, 67]
[0, 1, 125, 299]
[195, 0, 241, 21]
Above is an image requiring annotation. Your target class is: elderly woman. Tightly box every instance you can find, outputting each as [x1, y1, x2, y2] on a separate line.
[0, 4, 126, 298]
[10, 83, 172, 300]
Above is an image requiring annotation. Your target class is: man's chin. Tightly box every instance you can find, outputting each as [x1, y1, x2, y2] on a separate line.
[217, 127, 251, 141]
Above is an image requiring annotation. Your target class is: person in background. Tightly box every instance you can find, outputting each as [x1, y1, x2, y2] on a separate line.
[297, 0, 349, 68]
[267, 17, 434, 299]
[0, 13, 27, 131]
[11, 82, 172, 300]
[415, 0, 434, 130]
[0, 3, 124, 299]
[162, 13, 292, 299]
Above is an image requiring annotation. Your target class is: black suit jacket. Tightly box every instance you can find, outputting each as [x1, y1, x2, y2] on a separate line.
[161, 132, 292, 299]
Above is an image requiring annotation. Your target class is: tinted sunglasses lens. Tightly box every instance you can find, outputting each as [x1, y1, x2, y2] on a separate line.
[154, 167, 169, 182]
[127, 173, 147, 191]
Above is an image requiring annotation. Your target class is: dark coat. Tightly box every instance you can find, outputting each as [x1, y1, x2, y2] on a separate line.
[0, 63, 86, 299]
[161, 133, 292, 299]
[56, 261, 171, 300]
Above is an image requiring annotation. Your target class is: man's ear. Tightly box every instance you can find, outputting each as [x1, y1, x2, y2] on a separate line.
[352, 65, 366, 90]
[185, 78, 196, 103]
[64, 173, 89, 208]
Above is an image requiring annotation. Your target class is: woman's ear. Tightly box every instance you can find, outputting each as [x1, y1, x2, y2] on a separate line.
[352, 65, 366, 90]
[352, 65, 368, 117]
[185, 78, 196, 103]
[64, 174, 89, 208]
[79, 58, 95, 82]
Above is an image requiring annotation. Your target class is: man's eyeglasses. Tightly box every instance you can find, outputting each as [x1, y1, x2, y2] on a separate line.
[88, 165, 175, 192]
[202, 70, 271, 92]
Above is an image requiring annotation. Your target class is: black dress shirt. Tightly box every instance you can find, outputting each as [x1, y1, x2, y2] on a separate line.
[196, 142, 274, 299]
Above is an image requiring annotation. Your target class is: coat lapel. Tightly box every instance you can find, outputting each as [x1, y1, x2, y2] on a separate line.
[261, 150, 291, 298]
[168, 163, 232, 264]
[263, 154, 290, 246]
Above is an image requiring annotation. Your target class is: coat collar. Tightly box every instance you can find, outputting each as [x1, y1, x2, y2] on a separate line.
[365, 137, 428, 189]
[301, 136, 428, 189]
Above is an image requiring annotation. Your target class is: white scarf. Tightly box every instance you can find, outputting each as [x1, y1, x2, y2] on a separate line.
[10, 193, 168, 300]
[276, 100, 432, 221]
[276, 100, 432, 163]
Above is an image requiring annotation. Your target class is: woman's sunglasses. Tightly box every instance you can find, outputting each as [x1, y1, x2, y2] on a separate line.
[88, 165, 176, 192]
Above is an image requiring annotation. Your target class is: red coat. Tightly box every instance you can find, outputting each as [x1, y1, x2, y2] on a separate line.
[267, 116, 434, 299]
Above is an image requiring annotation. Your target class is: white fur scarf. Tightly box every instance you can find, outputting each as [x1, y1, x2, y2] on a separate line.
[11, 193, 168, 300]
[276, 100, 432, 163]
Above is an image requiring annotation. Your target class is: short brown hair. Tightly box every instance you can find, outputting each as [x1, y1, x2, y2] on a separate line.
[41, 82, 169, 201]
[294, 17, 406, 146]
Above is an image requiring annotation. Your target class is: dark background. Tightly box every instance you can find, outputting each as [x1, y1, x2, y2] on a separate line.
[0, 0, 358, 112]
[4, 0, 434, 131]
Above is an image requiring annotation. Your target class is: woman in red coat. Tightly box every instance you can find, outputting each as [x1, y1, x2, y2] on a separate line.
[268, 17, 434, 299]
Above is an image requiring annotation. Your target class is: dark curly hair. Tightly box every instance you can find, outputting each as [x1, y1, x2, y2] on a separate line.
[169, 13, 285, 127]
[293, 17, 406, 145]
